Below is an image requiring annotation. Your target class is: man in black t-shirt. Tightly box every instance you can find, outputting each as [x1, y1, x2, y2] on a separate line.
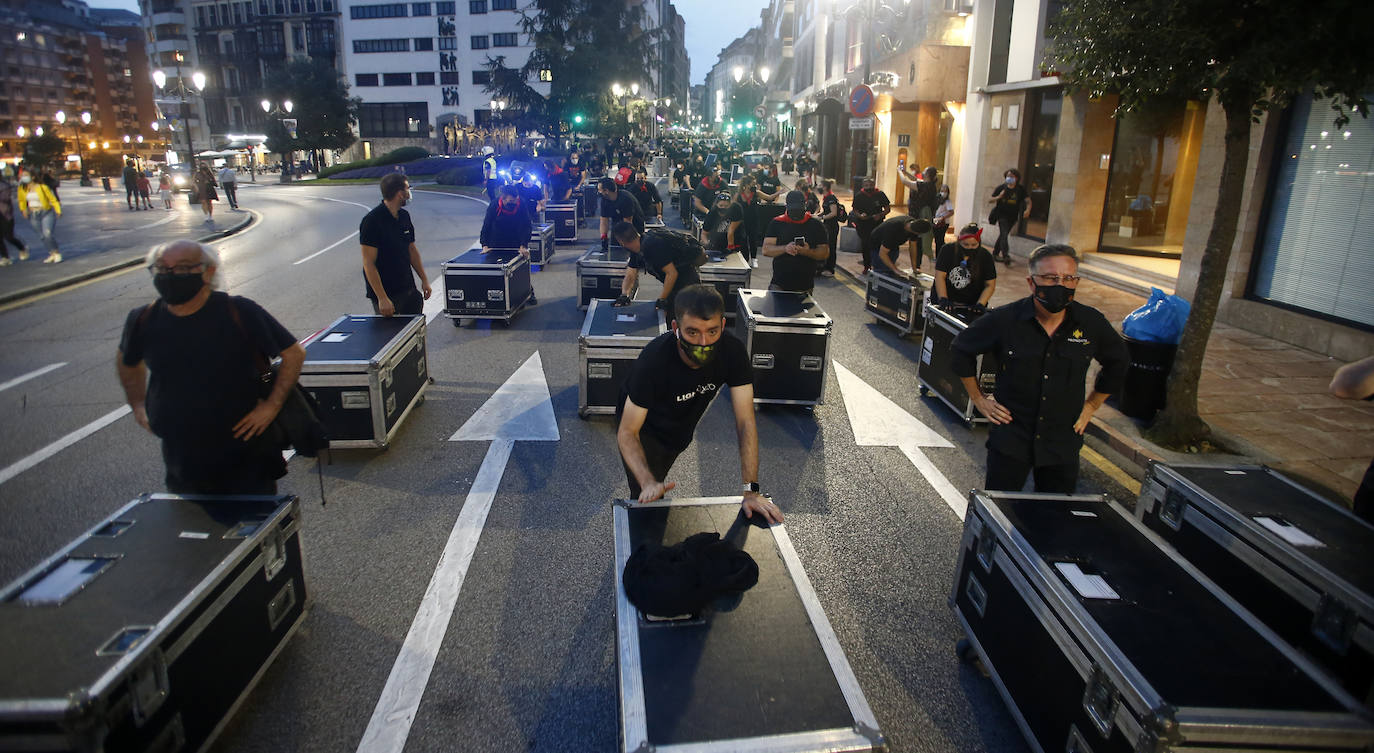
[518, 171, 545, 224]
[870, 215, 931, 279]
[617, 284, 781, 523]
[360, 173, 432, 316]
[613, 223, 703, 315]
[628, 167, 663, 223]
[117, 240, 305, 494]
[934, 223, 998, 308]
[762, 190, 829, 295]
[599, 177, 645, 249]
[693, 165, 726, 218]
[850, 178, 890, 276]
[700, 191, 734, 249]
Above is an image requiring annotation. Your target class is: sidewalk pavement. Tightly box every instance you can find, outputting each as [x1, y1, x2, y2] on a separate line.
[0, 184, 256, 305]
[824, 210, 1370, 506]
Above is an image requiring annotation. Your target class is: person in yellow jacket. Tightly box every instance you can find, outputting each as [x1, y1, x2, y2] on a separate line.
[16, 169, 62, 264]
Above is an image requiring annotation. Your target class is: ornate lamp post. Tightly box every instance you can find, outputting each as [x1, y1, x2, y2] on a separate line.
[152, 58, 207, 168]
[261, 98, 295, 182]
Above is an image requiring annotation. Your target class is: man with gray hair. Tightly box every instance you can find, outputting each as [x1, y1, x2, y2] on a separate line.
[116, 240, 306, 494]
[950, 243, 1129, 493]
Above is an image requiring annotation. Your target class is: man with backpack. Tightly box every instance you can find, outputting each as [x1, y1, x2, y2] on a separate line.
[611, 222, 707, 316]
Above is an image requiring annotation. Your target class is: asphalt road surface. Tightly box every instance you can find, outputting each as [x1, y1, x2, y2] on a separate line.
[0, 181, 1140, 752]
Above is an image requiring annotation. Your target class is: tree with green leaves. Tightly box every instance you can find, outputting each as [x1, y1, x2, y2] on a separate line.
[1047, 0, 1373, 449]
[22, 128, 67, 171]
[484, 0, 664, 138]
[262, 57, 361, 168]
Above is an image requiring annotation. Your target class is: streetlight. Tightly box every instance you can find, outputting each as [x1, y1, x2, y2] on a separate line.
[56, 110, 94, 184]
[152, 58, 207, 167]
[262, 99, 295, 182]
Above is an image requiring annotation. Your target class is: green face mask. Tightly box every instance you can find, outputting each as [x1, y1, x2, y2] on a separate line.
[677, 330, 717, 366]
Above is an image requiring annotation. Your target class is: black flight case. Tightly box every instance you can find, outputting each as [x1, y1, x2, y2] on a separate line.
[443, 246, 533, 325]
[529, 222, 555, 266]
[300, 313, 429, 449]
[614, 496, 884, 752]
[576, 245, 633, 311]
[1138, 462, 1374, 706]
[544, 202, 578, 243]
[582, 183, 601, 228]
[0, 493, 308, 753]
[951, 490, 1374, 753]
[699, 250, 751, 320]
[865, 271, 931, 336]
[735, 289, 832, 408]
[917, 299, 997, 425]
[577, 298, 665, 418]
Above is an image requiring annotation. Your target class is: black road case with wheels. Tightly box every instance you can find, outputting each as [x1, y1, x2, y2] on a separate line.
[577, 299, 665, 418]
[301, 314, 428, 449]
[1138, 462, 1374, 706]
[699, 251, 751, 320]
[544, 202, 578, 243]
[443, 246, 533, 325]
[951, 490, 1374, 753]
[917, 300, 996, 425]
[735, 289, 832, 407]
[864, 271, 931, 335]
[576, 245, 633, 311]
[0, 493, 308, 753]
[529, 222, 555, 265]
[583, 184, 601, 228]
[614, 497, 884, 752]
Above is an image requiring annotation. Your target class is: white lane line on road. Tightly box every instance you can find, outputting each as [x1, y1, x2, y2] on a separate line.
[0, 405, 130, 487]
[313, 196, 373, 210]
[0, 363, 67, 394]
[356, 437, 515, 753]
[293, 231, 360, 265]
[899, 443, 968, 521]
[412, 189, 489, 207]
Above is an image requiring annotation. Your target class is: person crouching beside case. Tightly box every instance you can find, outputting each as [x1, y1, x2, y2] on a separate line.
[116, 240, 306, 495]
[951, 244, 1128, 493]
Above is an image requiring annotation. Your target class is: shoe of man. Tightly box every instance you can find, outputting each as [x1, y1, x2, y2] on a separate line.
[818, 269, 834, 278]
[750, 258, 759, 269]
[18, 249, 28, 261]
[43, 253, 62, 264]
[0, 257, 12, 266]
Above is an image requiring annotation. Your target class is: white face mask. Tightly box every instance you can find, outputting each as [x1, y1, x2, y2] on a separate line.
[20, 176, 32, 184]
[1005, 176, 1016, 186]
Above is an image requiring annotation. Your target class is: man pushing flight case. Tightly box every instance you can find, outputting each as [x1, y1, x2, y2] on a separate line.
[613, 496, 884, 753]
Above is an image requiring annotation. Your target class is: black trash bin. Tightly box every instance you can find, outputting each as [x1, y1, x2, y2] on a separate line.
[1119, 337, 1176, 420]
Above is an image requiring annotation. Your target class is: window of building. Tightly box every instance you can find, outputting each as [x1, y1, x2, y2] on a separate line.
[274, 0, 284, 14]
[491, 0, 514, 8]
[492, 32, 516, 47]
[349, 3, 406, 19]
[438, 36, 456, 49]
[290, 0, 300, 12]
[352, 38, 410, 53]
[469, 0, 485, 12]
[416, 71, 434, 85]
[357, 101, 429, 137]
[471, 69, 490, 85]
[987, 0, 1014, 85]
[1098, 100, 1207, 257]
[383, 72, 412, 86]
[436, 1, 454, 12]
[355, 73, 379, 85]
[1021, 87, 1062, 241]
[414, 37, 433, 50]
[440, 71, 460, 84]
[1250, 91, 1374, 329]
[844, 22, 862, 73]
[470, 35, 488, 49]
[412, 2, 431, 14]
[323, 0, 333, 11]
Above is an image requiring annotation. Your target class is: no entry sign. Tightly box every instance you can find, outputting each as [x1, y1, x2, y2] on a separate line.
[848, 85, 875, 118]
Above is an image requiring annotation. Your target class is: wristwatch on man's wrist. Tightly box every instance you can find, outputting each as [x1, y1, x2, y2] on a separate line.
[742, 482, 760, 493]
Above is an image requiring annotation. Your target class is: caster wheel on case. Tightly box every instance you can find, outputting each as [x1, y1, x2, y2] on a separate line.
[919, 386, 929, 397]
[956, 637, 975, 662]
[452, 319, 463, 328]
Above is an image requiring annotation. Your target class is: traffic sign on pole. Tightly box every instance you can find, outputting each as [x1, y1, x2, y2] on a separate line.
[754, 105, 766, 119]
[848, 85, 875, 118]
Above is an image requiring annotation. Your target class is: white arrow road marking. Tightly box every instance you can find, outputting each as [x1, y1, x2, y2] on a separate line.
[358, 351, 558, 753]
[0, 405, 130, 487]
[833, 361, 969, 520]
[0, 362, 66, 393]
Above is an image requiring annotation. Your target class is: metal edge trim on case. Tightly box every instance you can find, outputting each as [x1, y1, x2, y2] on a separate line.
[1169, 706, 1374, 746]
[613, 504, 650, 753]
[950, 611, 1051, 753]
[652, 727, 878, 753]
[770, 524, 883, 744]
[381, 377, 429, 447]
[368, 367, 388, 448]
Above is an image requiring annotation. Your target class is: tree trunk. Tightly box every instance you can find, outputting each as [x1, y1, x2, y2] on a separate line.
[1144, 94, 1254, 449]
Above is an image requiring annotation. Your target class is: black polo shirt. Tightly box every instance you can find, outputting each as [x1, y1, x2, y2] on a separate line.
[359, 203, 417, 301]
[763, 213, 828, 292]
[600, 188, 645, 233]
[951, 297, 1130, 466]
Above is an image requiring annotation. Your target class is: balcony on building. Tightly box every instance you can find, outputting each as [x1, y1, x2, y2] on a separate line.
[152, 10, 186, 26]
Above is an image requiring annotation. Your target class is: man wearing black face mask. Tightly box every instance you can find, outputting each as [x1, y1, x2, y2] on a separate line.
[951, 244, 1129, 493]
[117, 240, 306, 495]
[616, 284, 782, 524]
[761, 190, 829, 295]
[361, 173, 432, 316]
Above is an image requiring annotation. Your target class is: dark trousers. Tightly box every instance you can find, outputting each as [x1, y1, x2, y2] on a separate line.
[621, 429, 683, 500]
[370, 286, 424, 315]
[992, 214, 1017, 259]
[855, 220, 878, 270]
[985, 447, 1080, 494]
[486, 179, 500, 201]
[223, 181, 238, 208]
[0, 214, 24, 257]
[125, 184, 137, 206]
[167, 475, 278, 496]
[823, 221, 838, 272]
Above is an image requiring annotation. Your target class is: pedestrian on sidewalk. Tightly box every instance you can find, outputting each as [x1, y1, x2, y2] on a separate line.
[122, 160, 140, 210]
[193, 163, 219, 223]
[851, 178, 891, 277]
[761, 190, 829, 295]
[217, 164, 239, 210]
[819, 179, 843, 277]
[951, 244, 1128, 493]
[1329, 356, 1374, 522]
[0, 168, 30, 265]
[159, 172, 173, 209]
[361, 173, 431, 317]
[16, 169, 61, 264]
[897, 164, 940, 270]
[137, 172, 153, 210]
[480, 183, 536, 305]
[988, 168, 1030, 265]
[116, 239, 306, 495]
[933, 184, 954, 245]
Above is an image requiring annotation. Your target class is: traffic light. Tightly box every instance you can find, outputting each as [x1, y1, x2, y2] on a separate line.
[573, 114, 584, 125]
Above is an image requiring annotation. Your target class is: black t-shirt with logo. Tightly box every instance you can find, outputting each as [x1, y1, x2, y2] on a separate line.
[623, 331, 752, 453]
[359, 202, 417, 301]
[763, 213, 829, 291]
[934, 242, 998, 305]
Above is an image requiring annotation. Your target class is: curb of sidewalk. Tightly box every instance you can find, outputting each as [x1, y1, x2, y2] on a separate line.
[0, 210, 259, 307]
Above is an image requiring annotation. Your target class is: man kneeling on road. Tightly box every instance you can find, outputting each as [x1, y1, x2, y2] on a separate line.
[612, 222, 705, 316]
[617, 284, 782, 524]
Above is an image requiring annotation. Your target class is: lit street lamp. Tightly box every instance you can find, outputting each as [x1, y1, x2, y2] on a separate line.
[262, 99, 295, 182]
[152, 58, 207, 167]
[54, 110, 93, 185]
